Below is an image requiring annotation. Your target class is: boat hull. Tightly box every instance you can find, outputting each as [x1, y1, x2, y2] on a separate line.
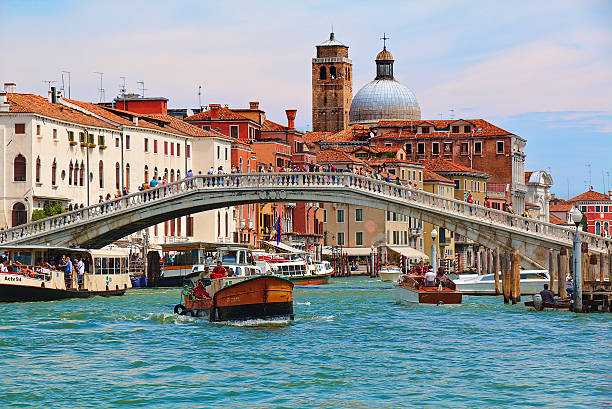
[455, 279, 557, 295]
[395, 283, 462, 305]
[380, 271, 402, 282]
[289, 273, 332, 286]
[0, 283, 126, 302]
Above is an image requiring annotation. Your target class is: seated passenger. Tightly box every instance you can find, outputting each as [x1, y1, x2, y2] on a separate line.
[424, 269, 436, 287]
[539, 284, 556, 304]
[211, 261, 227, 279]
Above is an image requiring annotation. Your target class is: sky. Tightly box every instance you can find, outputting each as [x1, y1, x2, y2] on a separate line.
[1, 0, 611, 199]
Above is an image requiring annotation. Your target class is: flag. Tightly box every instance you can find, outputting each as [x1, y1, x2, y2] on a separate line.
[273, 214, 282, 245]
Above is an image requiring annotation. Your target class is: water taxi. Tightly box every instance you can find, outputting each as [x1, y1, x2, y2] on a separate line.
[0, 245, 131, 302]
[253, 251, 332, 285]
[379, 266, 403, 282]
[453, 270, 556, 295]
[174, 275, 294, 321]
[394, 274, 462, 305]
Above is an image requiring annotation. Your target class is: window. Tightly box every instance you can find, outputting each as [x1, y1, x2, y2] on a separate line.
[330, 66, 336, 79]
[52, 159, 57, 185]
[170, 142, 174, 156]
[417, 142, 425, 155]
[74, 161, 78, 185]
[164, 141, 168, 155]
[88, 133, 94, 145]
[115, 162, 120, 189]
[225, 147, 228, 161]
[337, 209, 345, 223]
[125, 135, 130, 149]
[464, 125, 471, 133]
[454, 179, 460, 189]
[186, 216, 194, 237]
[337, 232, 344, 246]
[419, 172, 422, 182]
[80, 132, 86, 143]
[15, 124, 25, 134]
[356, 232, 363, 246]
[125, 164, 130, 189]
[405, 143, 412, 154]
[177, 144, 180, 157]
[53, 129, 57, 139]
[474, 141, 482, 154]
[144, 138, 149, 152]
[68, 131, 75, 142]
[186, 145, 191, 158]
[153, 139, 158, 153]
[36, 125, 41, 135]
[69, 162, 73, 185]
[11, 203, 27, 227]
[421, 126, 430, 134]
[355, 208, 363, 221]
[35, 157, 40, 183]
[452, 125, 459, 133]
[461, 142, 469, 154]
[496, 141, 504, 154]
[393, 231, 399, 245]
[217, 146, 220, 159]
[230, 126, 239, 139]
[444, 142, 452, 153]
[596, 206, 601, 213]
[432, 142, 440, 155]
[14, 154, 26, 181]
[99, 161, 104, 188]
[323, 209, 327, 223]
[144, 165, 149, 183]
[115, 137, 119, 148]
[604, 206, 609, 213]
[79, 162, 84, 186]
[98, 135, 104, 146]
[319, 66, 327, 80]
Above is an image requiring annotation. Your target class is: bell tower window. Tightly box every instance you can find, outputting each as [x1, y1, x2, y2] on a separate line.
[319, 67, 327, 80]
[330, 66, 336, 79]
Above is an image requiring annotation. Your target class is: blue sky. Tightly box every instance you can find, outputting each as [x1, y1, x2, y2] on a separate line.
[1, 0, 610, 198]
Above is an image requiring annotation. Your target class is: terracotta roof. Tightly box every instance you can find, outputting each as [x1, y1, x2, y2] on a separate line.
[322, 124, 372, 143]
[422, 158, 489, 178]
[367, 158, 421, 167]
[525, 201, 540, 208]
[423, 169, 454, 184]
[524, 171, 533, 183]
[184, 106, 252, 122]
[549, 203, 573, 212]
[374, 119, 512, 137]
[261, 120, 288, 132]
[315, 148, 367, 164]
[6, 94, 117, 130]
[549, 214, 567, 225]
[568, 190, 611, 203]
[146, 114, 231, 140]
[303, 131, 330, 146]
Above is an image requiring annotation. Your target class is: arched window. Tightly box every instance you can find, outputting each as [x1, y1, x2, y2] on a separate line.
[73, 160, 78, 186]
[319, 66, 327, 80]
[69, 161, 73, 185]
[177, 169, 181, 180]
[154, 167, 158, 178]
[324, 95, 327, 105]
[164, 168, 168, 180]
[79, 162, 84, 186]
[596, 222, 601, 235]
[217, 212, 221, 237]
[52, 159, 57, 185]
[604, 222, 609, 237]
[170, 169, 175, 182]
[12, 202, 27, 227]
[35, 157, 41, 183]
[330, 66, 336, 79]
[225, 212, 229, 237]
[239, 157, 243, 172]
[247, 159, 251, 173]
[144, 165, 149, 183]
[99, 161, 104, 188]
[115, 162, 120, 190]
[125, 163, 130, 189]
[14, 154, 26, 182]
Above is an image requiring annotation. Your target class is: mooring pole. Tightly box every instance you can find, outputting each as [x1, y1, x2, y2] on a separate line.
[573, 228, 582, 312]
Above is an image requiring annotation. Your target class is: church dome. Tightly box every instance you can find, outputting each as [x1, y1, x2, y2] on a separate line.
[349, 43, 420, 125]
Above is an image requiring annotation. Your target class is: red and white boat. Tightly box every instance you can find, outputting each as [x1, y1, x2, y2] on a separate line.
[394, 274, 462, 305]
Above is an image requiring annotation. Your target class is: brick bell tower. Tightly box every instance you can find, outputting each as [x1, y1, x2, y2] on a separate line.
[312, 32, 352, 132]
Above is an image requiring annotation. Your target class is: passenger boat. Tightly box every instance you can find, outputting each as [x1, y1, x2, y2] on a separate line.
[453, 270, 556, 295]
[253, 251, 332, 285]
[394, 274, 462, 305]
[0, 245, 131, 302]
[379, 266, 402, 282]
[174, 275, 294, 321]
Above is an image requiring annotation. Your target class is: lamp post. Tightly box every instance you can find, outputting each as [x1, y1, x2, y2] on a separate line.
[370, 244, 375, 276]
[571, 208, 583, 312]
[431, 228, 438, 272]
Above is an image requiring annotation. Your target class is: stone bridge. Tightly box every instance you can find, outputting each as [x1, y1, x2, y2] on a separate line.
[2, 173, 611, 269]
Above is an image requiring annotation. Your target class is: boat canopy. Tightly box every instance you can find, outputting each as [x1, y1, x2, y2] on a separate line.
[387, 246, 429, 260]
[322, 247, 372, 256]
[263, 241, 304, 254]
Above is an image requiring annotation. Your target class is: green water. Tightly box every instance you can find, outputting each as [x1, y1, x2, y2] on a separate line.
[0, 277, 610, 408]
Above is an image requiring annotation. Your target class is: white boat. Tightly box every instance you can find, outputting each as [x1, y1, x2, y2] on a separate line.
[379, 266, 402, 282]
[253, 251, 332, 285]
[453, 269, 557, 295]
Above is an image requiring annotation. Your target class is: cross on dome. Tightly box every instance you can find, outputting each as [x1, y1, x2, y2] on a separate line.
[380, 33, 389, 49]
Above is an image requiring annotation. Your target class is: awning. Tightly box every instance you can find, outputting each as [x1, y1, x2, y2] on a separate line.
[263, 240, 304, 254]
[387, 246, 429, 260]
[322, 247, 373, 256]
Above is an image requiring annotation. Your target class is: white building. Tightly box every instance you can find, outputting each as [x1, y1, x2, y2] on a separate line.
[0, 83, 234, 246]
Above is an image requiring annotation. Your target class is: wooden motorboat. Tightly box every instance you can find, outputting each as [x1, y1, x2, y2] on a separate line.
[379, 266, 402, 282]
[394, 274, 462, 305]
[174, 275, 294, 322]
[253, 251, 332, 286]
[0, 245, 131, 302]
[454, 270, 556, 295]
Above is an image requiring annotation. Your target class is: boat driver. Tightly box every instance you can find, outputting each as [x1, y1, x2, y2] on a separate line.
[539, 284, 556, 304]
[211, 261, 227, 279]
[424, 268, 436, 287]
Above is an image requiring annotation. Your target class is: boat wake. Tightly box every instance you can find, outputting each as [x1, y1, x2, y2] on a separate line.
[217, 318, 293, 327]
[146, 312, 198, 324]
[295, 314, 335, 322]
[296, 301, 311, 306]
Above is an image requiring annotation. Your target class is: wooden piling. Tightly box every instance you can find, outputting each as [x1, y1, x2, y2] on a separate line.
[502, 252, 510, 304]
[548, 250, 555, 294]
[600, 252, 605, 283]
[559, 248, 568, 299]
[493, 248, 500, 295]
[581, 243, 589, 289]
[513, 250, 521, 304]
[590, 253, 598, 283]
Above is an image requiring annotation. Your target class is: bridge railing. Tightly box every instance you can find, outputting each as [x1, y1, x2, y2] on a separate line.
[1, 172, 611, 252]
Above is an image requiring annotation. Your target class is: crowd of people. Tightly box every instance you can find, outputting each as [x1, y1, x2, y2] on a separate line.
[0, 254, 86, 288]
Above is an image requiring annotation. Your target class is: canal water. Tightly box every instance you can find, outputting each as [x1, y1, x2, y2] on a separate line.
[0, 277, 609, 408]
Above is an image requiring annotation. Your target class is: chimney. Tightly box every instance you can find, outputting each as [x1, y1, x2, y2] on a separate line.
[47, 90, 53, 103]
[3, 83, 16, 93]
[210, 103, 221, 120]
[249, 101, 259, 110]
[132, 116, 139, 126]
[51, 86, 57, 104]
[0, 91, 9, 112]
[609, 190, 612, 200]
[285, 109, 297, 130]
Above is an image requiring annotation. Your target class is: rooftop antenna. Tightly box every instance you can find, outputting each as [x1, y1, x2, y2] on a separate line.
[42, 80, 56, 91]
[585, 164, 592, 190]
[450, 108, 455, 120]
[119, 77, 127, 97]
[198, 85, 202, 110]
[137, 81, 146, 98]
[439, 113, 444, 120]
[61, 71, 71, 98]
[94, 71, 105, 103]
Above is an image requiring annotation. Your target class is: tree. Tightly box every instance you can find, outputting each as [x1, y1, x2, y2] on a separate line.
[31, 201, 66, 221]
[581, 212, 588, 232]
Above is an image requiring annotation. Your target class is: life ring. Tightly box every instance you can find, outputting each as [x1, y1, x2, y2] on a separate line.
[173, 304, 186, 315]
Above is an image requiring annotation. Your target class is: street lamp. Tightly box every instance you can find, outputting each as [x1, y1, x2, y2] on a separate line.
[431, 228, 438, 272]
[571, 207, 583, 312]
